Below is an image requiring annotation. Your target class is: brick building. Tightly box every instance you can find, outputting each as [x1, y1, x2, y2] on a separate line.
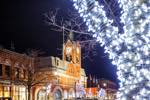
[0, 39, 87, 100]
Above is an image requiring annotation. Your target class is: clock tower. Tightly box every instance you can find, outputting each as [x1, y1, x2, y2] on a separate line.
[63, 32, 81, 77]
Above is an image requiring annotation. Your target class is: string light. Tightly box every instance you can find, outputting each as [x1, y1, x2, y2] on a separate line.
[117, 0, 150, 99]
[71, 0, 150, 99]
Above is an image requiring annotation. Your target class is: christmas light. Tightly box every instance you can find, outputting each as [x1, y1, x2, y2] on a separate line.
[117, 0, 150, 99]
[71, 0, 123, 59]
[71, 0, 150, 99]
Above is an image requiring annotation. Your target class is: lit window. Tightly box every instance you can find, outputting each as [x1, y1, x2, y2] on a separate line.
[4, 86, 10, 97]
[0, 85, 2, 97]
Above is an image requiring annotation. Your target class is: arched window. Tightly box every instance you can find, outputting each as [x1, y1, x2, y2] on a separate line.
[54, 89, 62, 100]
[37, 89, 46, 100]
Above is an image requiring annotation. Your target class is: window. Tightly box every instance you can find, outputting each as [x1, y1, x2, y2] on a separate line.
[13, 86, 19, 100]
[0, 85, 2, 97]
[5, 65, 11, 78]
[20, 69, 24, 79]
[66, 55, 72, 62]
[24, 70, 27, 79]
[14, 68, 19, 79]
[56, 60, 59, 66]
[0, 64, 2, 76]
[4, 86, 10, 97]
[76, 56, 79, 63]
[37, 89, 46, 100]
[23, 69, 26, 79]
[19, 86, 26, 100]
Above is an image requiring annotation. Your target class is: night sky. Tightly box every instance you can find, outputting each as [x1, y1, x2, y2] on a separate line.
[0, 0, 118, 84]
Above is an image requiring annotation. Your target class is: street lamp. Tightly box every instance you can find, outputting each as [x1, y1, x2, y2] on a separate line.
[103, 83, 107, 87]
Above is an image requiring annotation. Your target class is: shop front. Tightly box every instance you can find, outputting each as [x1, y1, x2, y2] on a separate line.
[35, 86, 63, 100]
[0, 84, 11, 100]
[36, 87, 52, 100]
[0, 83, 27, 100]
[12, 85, 27, 100]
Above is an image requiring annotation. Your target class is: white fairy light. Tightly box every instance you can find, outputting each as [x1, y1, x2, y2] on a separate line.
[71, 0, 150, 99]
[117, 0, 150, 99]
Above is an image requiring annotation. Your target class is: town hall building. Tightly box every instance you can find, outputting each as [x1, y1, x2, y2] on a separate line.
[0, 37, 87, 100]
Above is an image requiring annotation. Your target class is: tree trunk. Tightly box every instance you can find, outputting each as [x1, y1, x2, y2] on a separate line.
[28, 86, 31, 100]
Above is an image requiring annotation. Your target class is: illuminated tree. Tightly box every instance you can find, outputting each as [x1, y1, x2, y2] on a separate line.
[116, 0, 150, 99]
[70, 0, 150, 99]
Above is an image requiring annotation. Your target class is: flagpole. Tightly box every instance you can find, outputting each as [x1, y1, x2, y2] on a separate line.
[90, 75, 91, 88]
[89, 74, 92, 88]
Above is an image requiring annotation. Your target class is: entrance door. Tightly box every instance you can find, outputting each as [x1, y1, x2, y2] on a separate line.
[37, 89, 46, 100]
[54, 89, 62, 100]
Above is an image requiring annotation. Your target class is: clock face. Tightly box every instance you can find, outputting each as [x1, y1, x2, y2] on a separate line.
[66, 47, 72, 54]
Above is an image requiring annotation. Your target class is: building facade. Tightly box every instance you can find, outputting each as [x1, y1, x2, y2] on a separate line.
[85, 79, 117, 100]
[0, 39, 87, 100]
[0, 48, 33, 100]
[98, 79, 117, 100]
[33, 40, 87, 100]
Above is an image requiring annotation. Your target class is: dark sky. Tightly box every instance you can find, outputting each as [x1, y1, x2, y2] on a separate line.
[0, 0, 117, 84]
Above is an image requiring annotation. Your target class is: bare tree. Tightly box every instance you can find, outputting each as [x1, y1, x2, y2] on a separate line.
[44, 8, 98, 60]
[20, 49, 48, 100]
[43, 0, 122, 60]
